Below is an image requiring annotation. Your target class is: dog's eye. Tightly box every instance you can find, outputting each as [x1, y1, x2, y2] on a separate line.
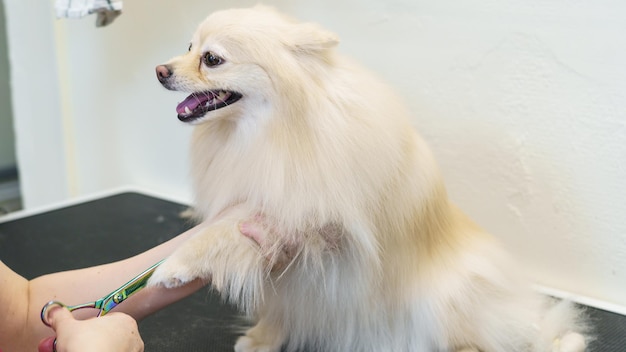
[203, 51, 223, 67]
[188, 43, 192, 52]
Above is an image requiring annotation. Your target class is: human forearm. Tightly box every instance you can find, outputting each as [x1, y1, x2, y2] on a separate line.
[21, 223, 208, 351]
[0, 260, 30, 351]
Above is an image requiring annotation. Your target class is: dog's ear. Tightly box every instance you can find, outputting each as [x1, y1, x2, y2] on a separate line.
[288, 23, 339, 53]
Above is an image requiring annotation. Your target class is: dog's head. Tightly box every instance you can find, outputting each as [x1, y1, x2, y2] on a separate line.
[156, 5, 339, 124]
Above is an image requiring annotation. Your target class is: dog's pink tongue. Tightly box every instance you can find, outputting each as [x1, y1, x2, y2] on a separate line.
[176, 93, 211, 114]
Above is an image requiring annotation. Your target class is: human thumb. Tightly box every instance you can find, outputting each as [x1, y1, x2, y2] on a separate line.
[46, 305, 75, 331]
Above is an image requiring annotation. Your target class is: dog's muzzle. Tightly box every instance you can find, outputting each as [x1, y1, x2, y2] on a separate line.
[156, 64, 173, 85]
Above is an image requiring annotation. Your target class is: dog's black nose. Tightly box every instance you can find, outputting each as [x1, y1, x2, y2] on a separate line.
[156, 65, 172, 82]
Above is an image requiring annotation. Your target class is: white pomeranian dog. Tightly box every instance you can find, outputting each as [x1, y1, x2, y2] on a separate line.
[149, 5, 589, 352]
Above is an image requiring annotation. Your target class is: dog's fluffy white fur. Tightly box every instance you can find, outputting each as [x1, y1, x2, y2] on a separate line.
[149, 6, 589, 352]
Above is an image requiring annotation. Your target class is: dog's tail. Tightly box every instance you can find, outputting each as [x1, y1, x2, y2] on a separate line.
[535, 299, 591, 352]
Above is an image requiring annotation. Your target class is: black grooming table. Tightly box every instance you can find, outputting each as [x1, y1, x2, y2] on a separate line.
[0, 191, 624, 351]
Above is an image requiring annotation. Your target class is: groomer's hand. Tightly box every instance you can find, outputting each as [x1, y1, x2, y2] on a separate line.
[38, 307, 144, 352]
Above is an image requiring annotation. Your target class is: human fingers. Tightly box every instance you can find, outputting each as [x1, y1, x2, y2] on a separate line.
[37, 336, 56, 352]
[97, 313, 144, 352]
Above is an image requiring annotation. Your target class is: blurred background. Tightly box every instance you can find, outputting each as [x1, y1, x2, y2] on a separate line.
[1, 0, 625, 310]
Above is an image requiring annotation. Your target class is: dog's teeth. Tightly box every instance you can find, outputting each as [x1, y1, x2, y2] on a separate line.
[184, 106, 192, 115]
[218, 91, 227, 101]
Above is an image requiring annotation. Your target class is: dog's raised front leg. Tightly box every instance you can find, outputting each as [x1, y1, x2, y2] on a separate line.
[148, 206, 266, 312]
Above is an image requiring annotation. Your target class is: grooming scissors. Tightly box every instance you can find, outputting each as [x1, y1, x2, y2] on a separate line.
[40, 259, 164, 327]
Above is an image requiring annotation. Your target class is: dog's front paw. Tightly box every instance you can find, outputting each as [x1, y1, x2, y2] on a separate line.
[552, 332, 587, 352]
[234, 321, 284, 352]
[234, 336, 281, 352]
[148, 256, 199, 288]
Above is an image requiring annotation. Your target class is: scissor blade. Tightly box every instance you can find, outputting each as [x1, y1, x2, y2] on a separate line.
[96, 259, 165, 316]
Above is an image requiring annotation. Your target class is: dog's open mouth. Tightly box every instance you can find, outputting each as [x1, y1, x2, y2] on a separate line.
[176, 90, 242, 122]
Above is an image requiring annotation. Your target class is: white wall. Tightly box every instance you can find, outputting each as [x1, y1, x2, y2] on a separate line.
[0, 0, 16, 171]
[5, 0, 626, 307]
[4, 0, 69, 206]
